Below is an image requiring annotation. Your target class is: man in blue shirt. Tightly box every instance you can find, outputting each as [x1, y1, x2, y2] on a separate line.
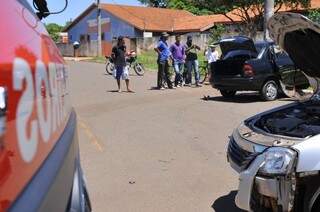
[154, 32, 173, 90]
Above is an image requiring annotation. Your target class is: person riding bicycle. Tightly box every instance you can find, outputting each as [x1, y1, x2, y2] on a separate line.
[170, 35, 185, 88]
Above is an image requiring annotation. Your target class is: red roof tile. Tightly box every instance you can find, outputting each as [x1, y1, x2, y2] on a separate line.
[100, 3, 194, 32]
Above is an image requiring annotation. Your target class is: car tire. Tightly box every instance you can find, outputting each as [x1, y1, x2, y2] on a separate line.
[220, 90, 236, 98]
[261, 80, 278, 101]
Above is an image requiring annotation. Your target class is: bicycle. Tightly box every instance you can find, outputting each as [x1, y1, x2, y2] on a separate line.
[199, 61, 210, 84]
[105, 51, 145, 76]
[105, 56, 114, 75]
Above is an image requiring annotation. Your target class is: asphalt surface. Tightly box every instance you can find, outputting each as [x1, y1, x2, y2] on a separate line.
[68, 61, 290, 212]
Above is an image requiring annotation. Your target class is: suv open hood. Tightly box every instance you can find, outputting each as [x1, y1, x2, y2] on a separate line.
[268, 13, 320, 100]
[217, 36, 257, 58]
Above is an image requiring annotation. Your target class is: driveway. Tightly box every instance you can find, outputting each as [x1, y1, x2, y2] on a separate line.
[68, 61, 289, 212]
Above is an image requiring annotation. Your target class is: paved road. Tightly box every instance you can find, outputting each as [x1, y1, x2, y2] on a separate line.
[68, 61, 290, 212]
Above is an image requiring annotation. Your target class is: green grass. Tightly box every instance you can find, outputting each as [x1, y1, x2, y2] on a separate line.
[137, 50, 158, 71]
[86, 56, 106, 63]
[138, 50, 207, 72]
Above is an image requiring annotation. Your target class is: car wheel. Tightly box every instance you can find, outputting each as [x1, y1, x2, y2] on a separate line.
[261, 80, 278, 101]
[220, 90, 236, 98]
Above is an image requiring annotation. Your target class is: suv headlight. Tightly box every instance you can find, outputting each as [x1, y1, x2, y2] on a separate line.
[259, 147, 297, 175]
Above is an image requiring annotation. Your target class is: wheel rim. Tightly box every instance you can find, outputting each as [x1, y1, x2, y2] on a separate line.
[266, 83, 277, 99]
[135, 64, 144, 75]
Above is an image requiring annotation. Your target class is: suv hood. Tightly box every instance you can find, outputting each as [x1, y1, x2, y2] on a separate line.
[217, 36, 257, 58]
[268, 13, 320, 100]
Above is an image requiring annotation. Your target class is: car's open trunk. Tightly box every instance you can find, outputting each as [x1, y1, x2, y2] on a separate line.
[213, 55, 253, 76]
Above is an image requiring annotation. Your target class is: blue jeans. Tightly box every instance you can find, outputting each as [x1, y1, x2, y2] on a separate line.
[186, 60, 199, 84]
[173, 60, 184, 86]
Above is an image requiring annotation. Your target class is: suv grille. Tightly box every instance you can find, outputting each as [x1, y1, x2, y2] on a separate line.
[227, 136, 258, 171]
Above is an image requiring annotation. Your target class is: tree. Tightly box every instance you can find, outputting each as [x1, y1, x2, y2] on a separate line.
[139, 0, 312, 37]
[307, 9, 320, 23]
[193, 0, 311, 37]
[167, 0, 211, 15]
[138, 0, 210, 14]
[45, 23, 63, 42]
[138, 0, 168, 7]
[209, 24, 226, 43]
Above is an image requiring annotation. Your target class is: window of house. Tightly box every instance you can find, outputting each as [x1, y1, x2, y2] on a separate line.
[101, 33, 105, 40]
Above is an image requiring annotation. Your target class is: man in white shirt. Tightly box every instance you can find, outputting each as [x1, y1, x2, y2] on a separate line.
[205, 44, 219, 64]
[204, 44, 219, 84]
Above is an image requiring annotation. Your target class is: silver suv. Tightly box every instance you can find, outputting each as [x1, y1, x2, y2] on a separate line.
[227, 13, 320, 212]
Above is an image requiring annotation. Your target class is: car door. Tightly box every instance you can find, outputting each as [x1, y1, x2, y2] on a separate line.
[273, 45, 309, 90]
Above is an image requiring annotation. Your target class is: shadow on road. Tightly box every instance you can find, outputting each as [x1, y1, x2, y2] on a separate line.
[202, 93, 263, 103]
[107, 90, 120, 93]
[211, 191, 245, 212]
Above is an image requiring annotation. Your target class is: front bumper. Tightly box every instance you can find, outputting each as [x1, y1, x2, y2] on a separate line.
[234, 155, 296, 212]
[235, 154, 265, 210]
[228, 128, 296, 211]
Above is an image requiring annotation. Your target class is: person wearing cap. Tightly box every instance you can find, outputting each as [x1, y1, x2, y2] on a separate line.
[185, 35, 201, 87]
[204, 44, 219, 84]
[154, 32, 173, 90]
[170, 35, 185, 87]
[111, 36, 133, 93]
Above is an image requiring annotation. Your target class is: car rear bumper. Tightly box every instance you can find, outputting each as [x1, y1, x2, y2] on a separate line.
[10, 110, 91, 212]
[212, 76, 263, 91]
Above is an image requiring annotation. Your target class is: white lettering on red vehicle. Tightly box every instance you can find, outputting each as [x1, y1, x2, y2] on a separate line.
[36, 61, 52, 143]
[13, 58, 39, 163]
[13, 57, 68, 163]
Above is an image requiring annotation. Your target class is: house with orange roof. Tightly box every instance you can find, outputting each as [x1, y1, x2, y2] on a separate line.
[63, 1, 320, 56]
[63, 3, 234, 55]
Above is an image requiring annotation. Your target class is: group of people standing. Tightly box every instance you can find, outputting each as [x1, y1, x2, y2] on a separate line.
[111, 34, 219, 92]
[154, 32, 219, 90]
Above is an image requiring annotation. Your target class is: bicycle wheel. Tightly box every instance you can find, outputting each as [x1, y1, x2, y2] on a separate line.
[199, 66, 208, 84]
[106, 62, 114, 75]
[134, 63, 145, 76]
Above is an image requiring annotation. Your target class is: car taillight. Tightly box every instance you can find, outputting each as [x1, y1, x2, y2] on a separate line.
[243, 64, 255, 77]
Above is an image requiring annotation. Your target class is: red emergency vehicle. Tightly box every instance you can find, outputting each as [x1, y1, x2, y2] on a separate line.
[0, 1, 91, 211]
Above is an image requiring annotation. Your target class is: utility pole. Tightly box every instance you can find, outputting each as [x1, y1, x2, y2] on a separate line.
[97, 0, 102, 56]
[264, 0, 274, 40]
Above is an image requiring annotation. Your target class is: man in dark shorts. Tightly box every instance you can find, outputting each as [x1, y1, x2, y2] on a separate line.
[111, 36, 133, 93]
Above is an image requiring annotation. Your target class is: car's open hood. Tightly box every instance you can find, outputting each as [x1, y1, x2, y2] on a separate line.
[217, 36, 257, 58]
[268, 12, 320, 101]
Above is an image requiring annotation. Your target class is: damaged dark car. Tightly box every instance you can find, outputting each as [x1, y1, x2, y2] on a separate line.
[211, 35, 309, 101]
